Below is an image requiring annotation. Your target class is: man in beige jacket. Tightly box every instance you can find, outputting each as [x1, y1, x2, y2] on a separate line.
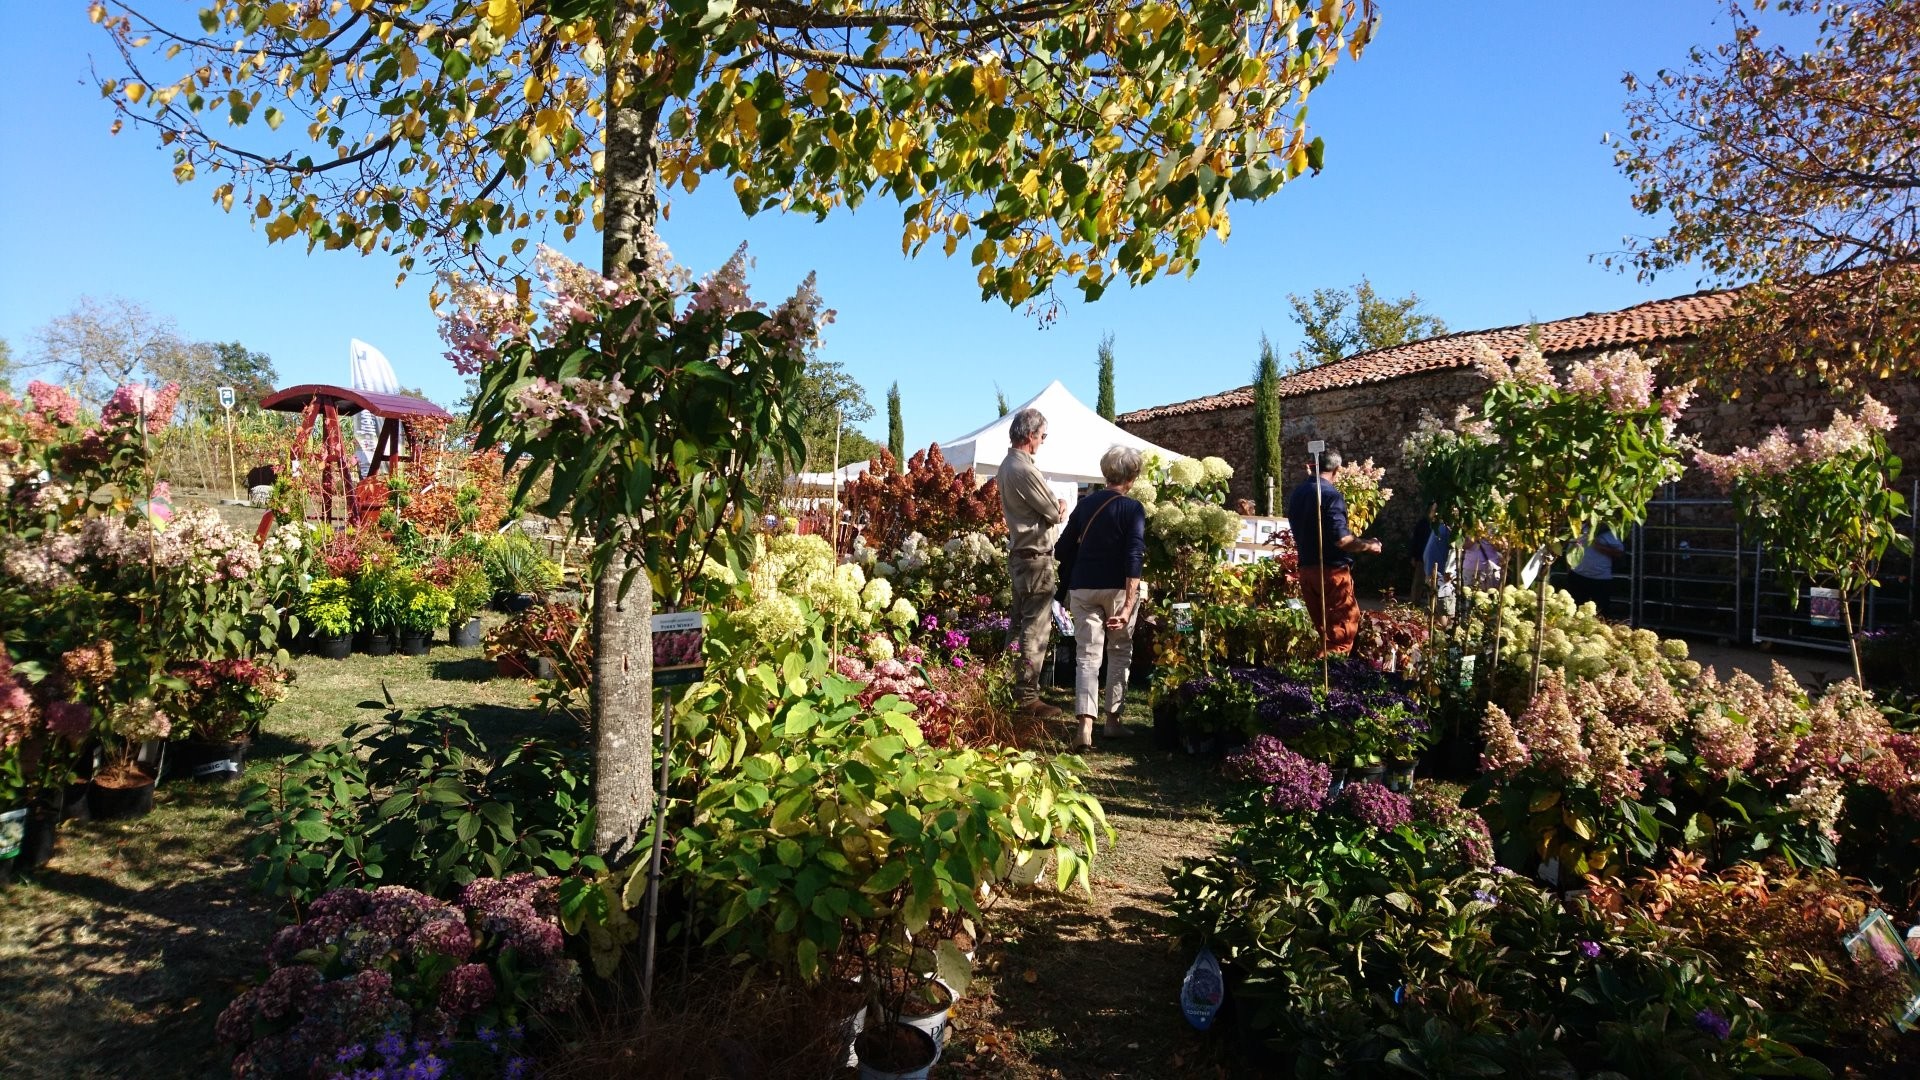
[999, 407, 1065, 717]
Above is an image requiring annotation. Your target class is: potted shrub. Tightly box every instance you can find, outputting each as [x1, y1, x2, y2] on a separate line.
[90, 697, 171, 820]
[483, 601, 579, 679]
[352, 565, 405, 655]
[483, 532, 562, 611]
[443, 559, 492, 648]
[397, 577, 454, 656]
[300, 577, 356, 659]
[162, 658, 287, 782]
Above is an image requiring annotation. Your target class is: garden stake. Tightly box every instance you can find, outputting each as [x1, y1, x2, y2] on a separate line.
[639, 682, 676, 1018]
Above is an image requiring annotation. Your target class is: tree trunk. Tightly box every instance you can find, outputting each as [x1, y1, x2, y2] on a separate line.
[591, 22, 665, 864]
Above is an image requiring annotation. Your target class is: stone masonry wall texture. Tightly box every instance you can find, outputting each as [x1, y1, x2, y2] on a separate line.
[1118, 287, 1920, 586]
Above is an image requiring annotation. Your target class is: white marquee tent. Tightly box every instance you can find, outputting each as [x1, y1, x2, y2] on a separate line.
[939, 380, 1185, 503]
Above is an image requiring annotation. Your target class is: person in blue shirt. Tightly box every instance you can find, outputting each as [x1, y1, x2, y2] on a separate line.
[1285, 450, 1381, 656]
[1054, 446, 1149, 750]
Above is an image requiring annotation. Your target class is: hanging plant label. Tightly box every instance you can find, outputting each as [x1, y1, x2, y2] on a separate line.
[1181, 945, 1225, 1031]
[652, 611, 707, 687]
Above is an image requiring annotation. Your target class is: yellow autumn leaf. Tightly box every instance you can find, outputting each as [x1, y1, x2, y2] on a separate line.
[524, 74, 543, 103]
[125, 82, 147, 104]
[804, 68, 830, 107]
[1289, 144, 1309, 173]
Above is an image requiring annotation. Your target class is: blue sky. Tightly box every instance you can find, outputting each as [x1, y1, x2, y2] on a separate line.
[0, 3, 1749, 450]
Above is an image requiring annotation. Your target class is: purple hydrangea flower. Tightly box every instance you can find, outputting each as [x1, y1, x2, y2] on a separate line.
[1225, 735, 1331, 813]
[1340, 781, 1414, 830]
[1578, 940, 1602, 959]
[1694, 1008, 1731, 1040]
[1471, 889, 1500, 907]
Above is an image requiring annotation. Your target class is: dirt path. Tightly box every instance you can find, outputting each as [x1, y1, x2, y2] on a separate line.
[943, 693, 1237, 1079]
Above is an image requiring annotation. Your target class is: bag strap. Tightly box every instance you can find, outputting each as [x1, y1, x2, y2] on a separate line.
[1074, 490, 1121, 545]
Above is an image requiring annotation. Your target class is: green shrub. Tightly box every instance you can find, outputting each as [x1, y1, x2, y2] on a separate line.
[239, 709, 597, 908]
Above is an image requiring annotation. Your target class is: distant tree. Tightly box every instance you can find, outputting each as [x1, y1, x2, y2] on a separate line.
[0, 337, 16, 392]
[1614, 0, 1920, 384]
[207, 342, 279, 405]
[1252, 336, 1283, 514]
[887, 382, 905, 468]
[1285, 277, 1447, 372]
[794, 359, 880, 471]
[30, 295, 189, 404]
[995, 386, 1010, 418]
[1095, 333, 1117, 419]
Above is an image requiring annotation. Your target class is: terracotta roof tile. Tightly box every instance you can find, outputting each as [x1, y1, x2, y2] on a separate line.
[1118, 287, 1743, 422]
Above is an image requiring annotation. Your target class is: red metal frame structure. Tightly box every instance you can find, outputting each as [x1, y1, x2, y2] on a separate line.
[259, 384, 452, 524]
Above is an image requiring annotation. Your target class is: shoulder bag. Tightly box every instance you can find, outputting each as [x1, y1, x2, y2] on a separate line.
[1053, 491, 1120, 606]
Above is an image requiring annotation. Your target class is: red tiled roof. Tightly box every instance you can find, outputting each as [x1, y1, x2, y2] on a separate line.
[1118, 287, 1744, 422]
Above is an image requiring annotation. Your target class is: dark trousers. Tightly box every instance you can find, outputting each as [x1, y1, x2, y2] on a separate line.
[1564, 574, 1612, 614]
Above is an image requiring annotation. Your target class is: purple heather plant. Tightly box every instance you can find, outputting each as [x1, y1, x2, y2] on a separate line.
[1226, 735, 1331, 812]
[1339, 781, 1414, 830]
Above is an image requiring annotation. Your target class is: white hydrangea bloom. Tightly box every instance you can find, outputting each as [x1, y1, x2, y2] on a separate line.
[1200, 456, 1233, 484]
[1167, 458, 1205, 487]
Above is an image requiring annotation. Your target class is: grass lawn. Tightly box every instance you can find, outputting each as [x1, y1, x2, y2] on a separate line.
[0, 627, 1236, 1079]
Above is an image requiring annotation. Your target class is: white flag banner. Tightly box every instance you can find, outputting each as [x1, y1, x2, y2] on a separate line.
[348, 338, 400, 454]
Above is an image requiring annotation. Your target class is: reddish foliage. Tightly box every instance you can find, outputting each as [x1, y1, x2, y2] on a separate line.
[840, 444, 1004, 555]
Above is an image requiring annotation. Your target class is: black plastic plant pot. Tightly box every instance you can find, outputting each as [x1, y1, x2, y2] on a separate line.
[399, 631, 431, 656]
[88, 770, 157, 821]
[23, 808, 59, 870]
[317, 633, 352, 660]
[168, 738, 249, 784]
[449, 618, 483, 648]
[358, 631, 394, 657]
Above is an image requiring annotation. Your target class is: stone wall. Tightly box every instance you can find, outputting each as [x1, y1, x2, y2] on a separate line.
[1121, 353, 1920, 593]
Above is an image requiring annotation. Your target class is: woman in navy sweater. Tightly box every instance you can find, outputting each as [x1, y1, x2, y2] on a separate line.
[1053, 446, 1149, 750]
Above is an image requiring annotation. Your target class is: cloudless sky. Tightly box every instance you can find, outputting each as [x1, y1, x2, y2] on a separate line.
[0, 3, 1753, 450]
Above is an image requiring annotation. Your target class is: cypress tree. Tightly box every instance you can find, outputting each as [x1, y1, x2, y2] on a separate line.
[1253, 336, 1283, 514]
[1095, 333, 1116, 420]
[887, 382, 905, 466]
[995, 385, 1009, 417]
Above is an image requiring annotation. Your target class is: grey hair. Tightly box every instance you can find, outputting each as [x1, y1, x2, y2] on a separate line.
[1100, 445, 1144, 485]
[1008, 407, 1048, 444]
[1318, 448, 1344, 473]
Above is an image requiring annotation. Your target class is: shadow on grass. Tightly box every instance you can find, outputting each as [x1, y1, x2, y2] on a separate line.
[0, 785, 272, 1080]
[965, 925, 1224, 1079]
[428, 657, 496, 683]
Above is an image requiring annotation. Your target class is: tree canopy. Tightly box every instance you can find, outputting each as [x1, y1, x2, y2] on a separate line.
[793, 357, 880, 470]
[1613, 0, 1920, 383]
[96, 0, 1377, 309]
[1284, 276, 1446, 371]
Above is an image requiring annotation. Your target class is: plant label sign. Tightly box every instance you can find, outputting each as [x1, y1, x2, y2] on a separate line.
[218, 385, 236, 411]
[1171, 602, 1195, 634]
[652, 611, 706, 687]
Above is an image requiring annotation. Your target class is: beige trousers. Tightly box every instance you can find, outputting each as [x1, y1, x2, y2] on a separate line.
[1009, 555, 1057, 702]
[1068, 587, 1140, 719]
